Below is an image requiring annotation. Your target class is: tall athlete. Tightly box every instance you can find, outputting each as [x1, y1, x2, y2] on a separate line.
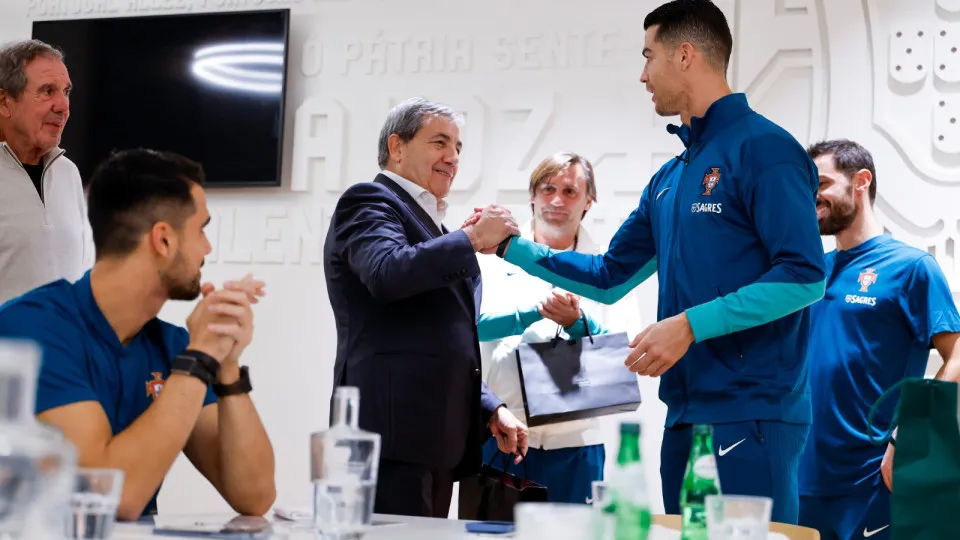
[797, 139, 960, 540]
[489, 0, 826, 524]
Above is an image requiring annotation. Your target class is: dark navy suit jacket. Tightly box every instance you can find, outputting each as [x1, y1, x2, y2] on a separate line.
[323, 174, 504, 478]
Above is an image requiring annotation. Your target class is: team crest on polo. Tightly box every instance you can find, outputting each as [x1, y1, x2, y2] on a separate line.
[702, 168, 721, 196]
[146, 372, 165, 400]
[858, 268, 878, 292]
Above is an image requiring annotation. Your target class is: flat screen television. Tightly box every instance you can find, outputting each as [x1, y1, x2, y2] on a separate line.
[32, 9, 290, 188]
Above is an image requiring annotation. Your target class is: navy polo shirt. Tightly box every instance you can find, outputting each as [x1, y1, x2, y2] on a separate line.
[799, 234, 960, 496]
[0, 270, 216, 516]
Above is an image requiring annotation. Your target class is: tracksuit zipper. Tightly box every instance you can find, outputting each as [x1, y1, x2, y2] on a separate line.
[2, 144, 64, 226]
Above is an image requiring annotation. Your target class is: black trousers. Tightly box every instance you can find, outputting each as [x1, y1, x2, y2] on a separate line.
[373, 459, 454, 518]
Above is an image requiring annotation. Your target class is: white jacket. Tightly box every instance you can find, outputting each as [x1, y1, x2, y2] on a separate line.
[478, 221, 644, 450]
[0, 143, 94, 305]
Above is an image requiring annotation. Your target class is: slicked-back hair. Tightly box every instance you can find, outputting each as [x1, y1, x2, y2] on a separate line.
[643, 0, 733, 73]
[86, 149, 205, 259]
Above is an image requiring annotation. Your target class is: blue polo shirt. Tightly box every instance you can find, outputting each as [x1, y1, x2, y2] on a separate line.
[799, 233, 960, 496]
[0, 270, 216, 516]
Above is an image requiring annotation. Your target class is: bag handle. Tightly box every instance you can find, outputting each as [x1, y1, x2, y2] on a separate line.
[484, 445, 531, 481]
[866, 377, 915, 446]
[550, 309, 593, 347]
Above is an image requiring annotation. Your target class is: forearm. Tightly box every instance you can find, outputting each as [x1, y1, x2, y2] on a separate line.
[684, 279, 825, 342]
[503, 237, 657, 305]
[477, 305, 542, 341]
[479, 382, 505, 426]
[933, 333, 960, 382]
[102, 374, 207, 520]
[215, 366, 276, 515]
[354, 230, 480, 301]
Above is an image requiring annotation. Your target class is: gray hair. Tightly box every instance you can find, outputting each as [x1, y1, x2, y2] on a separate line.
[377, 97, 463, 169]
[0, 39, 64, 100]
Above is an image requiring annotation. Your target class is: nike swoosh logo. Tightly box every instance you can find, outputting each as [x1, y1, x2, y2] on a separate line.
[656, 187, 671, 200]
[864, 525, 889, 537]
[585, 496, 594, 504]
[718, 438, 746, 456]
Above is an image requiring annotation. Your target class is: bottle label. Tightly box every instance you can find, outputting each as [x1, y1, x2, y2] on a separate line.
[692, 454, 718, 481]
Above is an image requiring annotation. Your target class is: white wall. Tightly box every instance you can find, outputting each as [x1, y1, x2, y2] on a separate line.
[3, 0, 959, 518]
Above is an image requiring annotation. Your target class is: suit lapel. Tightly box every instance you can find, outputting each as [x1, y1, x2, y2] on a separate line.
[375, 174, 442, 239]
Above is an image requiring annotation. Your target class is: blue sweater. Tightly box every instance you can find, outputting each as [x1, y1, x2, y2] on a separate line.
[503, 93, 826, 427]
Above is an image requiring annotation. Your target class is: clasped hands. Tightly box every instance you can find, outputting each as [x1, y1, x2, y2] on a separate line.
[460, 204, 520, 254]
[186, 273, 265, 374]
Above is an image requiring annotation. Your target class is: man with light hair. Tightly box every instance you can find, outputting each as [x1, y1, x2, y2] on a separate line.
[0, 39, 94, 305]
[464, 151, 644, 505]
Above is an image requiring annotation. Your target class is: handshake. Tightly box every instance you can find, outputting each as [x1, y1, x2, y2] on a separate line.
[460, 204, 521, 254]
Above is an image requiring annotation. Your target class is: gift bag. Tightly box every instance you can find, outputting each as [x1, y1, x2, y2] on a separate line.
[515, 329, 640, 427]
[868, 377, 960, 540]
[458, 451, 549, 522]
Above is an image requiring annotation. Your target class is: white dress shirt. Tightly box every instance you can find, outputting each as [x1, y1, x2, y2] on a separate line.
[477, 221, 645, 450]
[380, 170, 448, 232]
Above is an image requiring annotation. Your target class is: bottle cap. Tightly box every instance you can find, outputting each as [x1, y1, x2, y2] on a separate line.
[620, 421, 641, 435]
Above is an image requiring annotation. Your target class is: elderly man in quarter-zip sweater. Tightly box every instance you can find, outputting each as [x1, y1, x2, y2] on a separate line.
[0, 39, 94, 305]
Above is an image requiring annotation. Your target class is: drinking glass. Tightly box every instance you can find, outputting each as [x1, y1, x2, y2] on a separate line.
[705, 494, 773, 540]
[66, 468, 123, 540]
[590, 481, 615, 540]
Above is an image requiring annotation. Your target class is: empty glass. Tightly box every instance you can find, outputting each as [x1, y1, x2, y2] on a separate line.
[515, 502, 595, 540]
[705, 494, 773, 540]
[590, 481, 614, 540]
[66, 468, 123, 540]
[590, 480, 609, 506]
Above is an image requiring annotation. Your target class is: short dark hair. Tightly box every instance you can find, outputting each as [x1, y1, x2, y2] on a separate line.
[86, 149, 205, 259]
[807, 139, 878, 204]
[643, 0, 733, 72]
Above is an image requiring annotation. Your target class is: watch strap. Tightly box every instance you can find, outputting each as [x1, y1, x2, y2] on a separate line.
[214, 366, 252, 397]
[171, 353, 217, 385]
[496, 236, 515, 258]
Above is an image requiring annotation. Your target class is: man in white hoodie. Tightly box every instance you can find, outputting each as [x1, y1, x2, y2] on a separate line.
[0, 39, 93, 305]
[467, 152, 644, 504]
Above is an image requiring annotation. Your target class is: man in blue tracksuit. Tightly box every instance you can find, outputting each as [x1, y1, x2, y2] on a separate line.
[490, 0, 826, 524]
[798, 139, 960, 540]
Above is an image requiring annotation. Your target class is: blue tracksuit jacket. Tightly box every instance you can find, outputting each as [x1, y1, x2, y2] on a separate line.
[503, 93, 826, 427]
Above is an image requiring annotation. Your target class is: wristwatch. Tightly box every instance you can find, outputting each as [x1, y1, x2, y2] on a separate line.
[496, 235, 515, 258]
[171, 350, 220, 385]
[214, 366, 253, 397]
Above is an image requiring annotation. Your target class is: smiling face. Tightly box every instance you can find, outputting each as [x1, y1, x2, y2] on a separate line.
[639, 25, 686, 118]
[0, 55, 71, 164]
[389, 114, 462, 198]
[814, 154, 860, 236]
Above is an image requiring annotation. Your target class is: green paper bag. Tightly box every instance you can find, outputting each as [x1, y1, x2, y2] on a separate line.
[869, 378, 960, 540]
